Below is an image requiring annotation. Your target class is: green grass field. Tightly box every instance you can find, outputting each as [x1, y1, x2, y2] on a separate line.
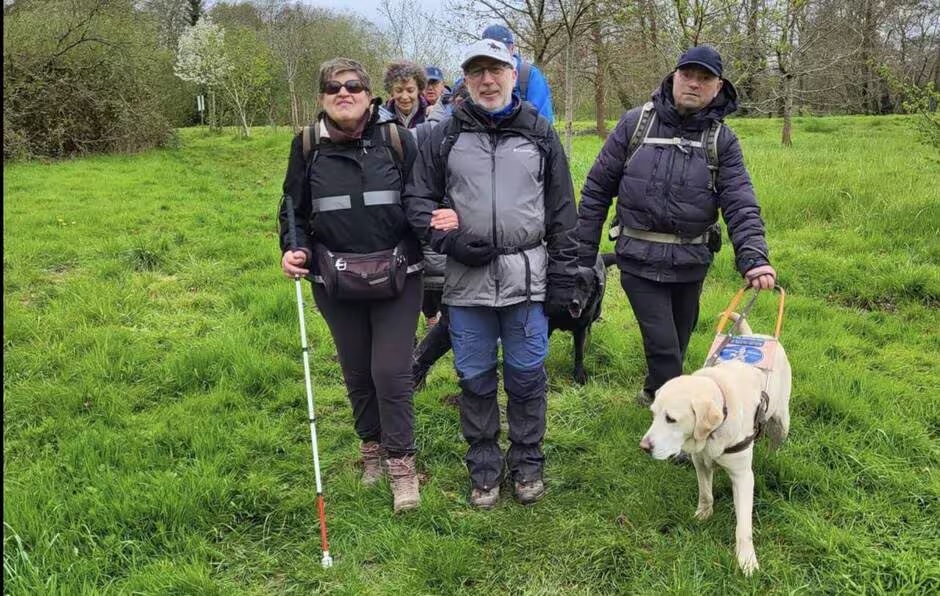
[4, 116, 939, 594]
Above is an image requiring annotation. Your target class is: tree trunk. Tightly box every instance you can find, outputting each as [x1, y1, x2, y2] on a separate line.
[288, 78, 299, 130]
[564, 42, 574, 156]
[592, 16, 607, 137]
[781, 75, 793, 146]
[240, 108, 250, 137]
[209, 89, 218, 131]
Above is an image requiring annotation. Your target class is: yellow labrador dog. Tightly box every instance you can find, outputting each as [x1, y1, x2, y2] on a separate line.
[639, 315, 791, 575]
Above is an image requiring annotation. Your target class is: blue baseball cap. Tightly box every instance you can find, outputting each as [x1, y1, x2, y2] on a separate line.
[425, 66, 444, 82]
[482, 24, 514, 46]
[676, 45, 723, 77]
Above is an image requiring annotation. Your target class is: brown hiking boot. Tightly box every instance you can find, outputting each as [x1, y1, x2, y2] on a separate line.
[513, 479, 545, 505]
[360, 441, 386, 486]
[470, 486, 500, 509]
[387, 454, 420, 513]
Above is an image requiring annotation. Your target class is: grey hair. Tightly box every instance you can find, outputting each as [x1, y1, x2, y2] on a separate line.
[383, 61, 427, 93]
[317, 57, 372, 94]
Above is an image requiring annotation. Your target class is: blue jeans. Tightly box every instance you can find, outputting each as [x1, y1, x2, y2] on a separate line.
[448, 302, 549, 379]
[448, 302, 549, 488]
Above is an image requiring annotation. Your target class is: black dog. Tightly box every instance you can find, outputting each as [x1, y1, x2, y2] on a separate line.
[548, 253, 618, 384]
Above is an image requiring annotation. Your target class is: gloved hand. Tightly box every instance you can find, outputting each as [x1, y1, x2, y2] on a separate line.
[543, 273, 577, 319]
[432, 229, 498, 267]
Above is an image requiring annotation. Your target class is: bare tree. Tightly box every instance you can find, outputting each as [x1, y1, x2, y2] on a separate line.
[380, 0, 459, 72]
[555, 0, 598, 154]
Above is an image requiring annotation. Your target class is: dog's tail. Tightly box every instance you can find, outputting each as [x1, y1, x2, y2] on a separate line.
[725, 311, 753, 336]
[601, 252, 617, 268]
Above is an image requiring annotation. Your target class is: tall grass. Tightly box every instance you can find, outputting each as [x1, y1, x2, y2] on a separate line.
[4, 117, 939, 594]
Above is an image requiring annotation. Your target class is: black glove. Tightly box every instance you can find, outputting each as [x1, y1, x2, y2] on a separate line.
[543, 273, 577, 319]
[432, 230, 498, 267]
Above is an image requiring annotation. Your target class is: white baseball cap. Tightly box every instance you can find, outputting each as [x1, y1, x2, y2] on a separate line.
[461, 39, 514, 71]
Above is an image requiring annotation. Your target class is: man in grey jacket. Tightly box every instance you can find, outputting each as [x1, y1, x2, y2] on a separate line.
[405, 39, 579, 508]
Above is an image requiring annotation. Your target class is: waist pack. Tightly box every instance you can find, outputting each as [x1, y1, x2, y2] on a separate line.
[314, 242, 408, 301]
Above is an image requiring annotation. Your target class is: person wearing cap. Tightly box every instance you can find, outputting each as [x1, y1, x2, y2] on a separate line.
[423, 65, 447, 108]
[404, 38, 579, 509]
[481, 24, 554, 123]
[383, 60, 429, 129]
[576, 45, 778, 407]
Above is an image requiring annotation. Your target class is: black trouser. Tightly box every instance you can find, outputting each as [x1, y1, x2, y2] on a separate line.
[413, 304, 451, 372]
[421, 289, 443, 319]
[312, 275, 422, 456]
[620, 271, 704, 394]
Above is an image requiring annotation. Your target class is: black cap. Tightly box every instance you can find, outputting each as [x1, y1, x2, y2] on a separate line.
[676, 46, 723, 77]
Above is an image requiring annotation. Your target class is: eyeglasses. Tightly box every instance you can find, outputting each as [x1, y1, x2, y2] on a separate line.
[465, 64, 510, 80]
[321, 79, 368, 95]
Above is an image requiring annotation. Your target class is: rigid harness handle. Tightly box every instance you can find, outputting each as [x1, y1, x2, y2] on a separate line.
[715, 284, 787, 339]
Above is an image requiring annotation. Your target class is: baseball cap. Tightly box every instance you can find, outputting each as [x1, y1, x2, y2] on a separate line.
[461, 39, 514, 71]
[482, 24, 514, 46]
[675, 45, 723, 77]
[425, 66, 444, 82]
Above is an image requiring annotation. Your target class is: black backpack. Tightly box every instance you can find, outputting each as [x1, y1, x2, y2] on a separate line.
[608, 102, 724, 241]
[436, 112, 554, 185]
[301, 120, 404, 164]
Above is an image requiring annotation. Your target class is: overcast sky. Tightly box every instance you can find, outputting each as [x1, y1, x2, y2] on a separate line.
[300, 0, 444, 27]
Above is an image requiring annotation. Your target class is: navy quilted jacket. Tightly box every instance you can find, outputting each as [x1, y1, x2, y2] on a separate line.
[577, 74, 770, 283]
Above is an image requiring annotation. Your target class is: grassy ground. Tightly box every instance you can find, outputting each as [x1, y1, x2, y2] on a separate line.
[4, 116, 939, 594]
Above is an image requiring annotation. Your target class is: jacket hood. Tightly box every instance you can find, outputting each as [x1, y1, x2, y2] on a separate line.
[652, 73, 738, 128]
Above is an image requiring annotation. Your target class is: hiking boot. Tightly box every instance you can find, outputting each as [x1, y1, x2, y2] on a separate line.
[387, 454, 420, 513]
[470, 486, 500, 509]
[360, 441, 386, 486]
[513, 479, 545, 505]
[636, 389, 654, 407]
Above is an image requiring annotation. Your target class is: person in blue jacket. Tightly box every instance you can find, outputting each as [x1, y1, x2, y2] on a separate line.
[482, 24, 554, 123]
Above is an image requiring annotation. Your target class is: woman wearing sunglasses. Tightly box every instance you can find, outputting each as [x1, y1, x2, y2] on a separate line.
[278, 57, 427, 513]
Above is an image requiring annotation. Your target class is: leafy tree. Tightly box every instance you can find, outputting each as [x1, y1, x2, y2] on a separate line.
[3, 0, 173, 159]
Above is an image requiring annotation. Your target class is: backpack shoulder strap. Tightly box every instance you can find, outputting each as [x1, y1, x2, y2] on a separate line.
[438, 115, 463, 162]
[518, 60, 532, 100]
[626, 101, 655, 163]
[380, 122, 405, 163]
[702, 120, 723, 190]
[302, 123, 322, 162]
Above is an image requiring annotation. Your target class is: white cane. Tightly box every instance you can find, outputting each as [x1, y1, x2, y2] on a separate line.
[283, 192, 333, 568]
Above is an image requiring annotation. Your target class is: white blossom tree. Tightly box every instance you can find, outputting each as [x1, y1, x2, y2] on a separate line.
[175, 16, 228, 130]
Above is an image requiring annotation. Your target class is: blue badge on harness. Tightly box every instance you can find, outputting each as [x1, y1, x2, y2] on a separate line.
[717, 336, 766, 364]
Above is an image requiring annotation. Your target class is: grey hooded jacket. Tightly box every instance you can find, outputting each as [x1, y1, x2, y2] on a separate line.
[577, 74, 770, 283]
[404, 98, 578, 307]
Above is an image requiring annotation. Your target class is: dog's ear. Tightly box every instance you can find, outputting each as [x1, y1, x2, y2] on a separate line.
[691, 392, 725, 442]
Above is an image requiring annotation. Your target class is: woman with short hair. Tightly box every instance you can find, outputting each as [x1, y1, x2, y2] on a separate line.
[383, 60, 428, 129]
[278, 57, 423, 513]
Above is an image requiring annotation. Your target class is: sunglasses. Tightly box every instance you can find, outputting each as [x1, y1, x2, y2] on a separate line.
[321, 79, 368, 95]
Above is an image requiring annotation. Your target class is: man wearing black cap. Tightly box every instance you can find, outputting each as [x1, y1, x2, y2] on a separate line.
[576, 45, 778, 407]
[482, 24, 555, 123]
